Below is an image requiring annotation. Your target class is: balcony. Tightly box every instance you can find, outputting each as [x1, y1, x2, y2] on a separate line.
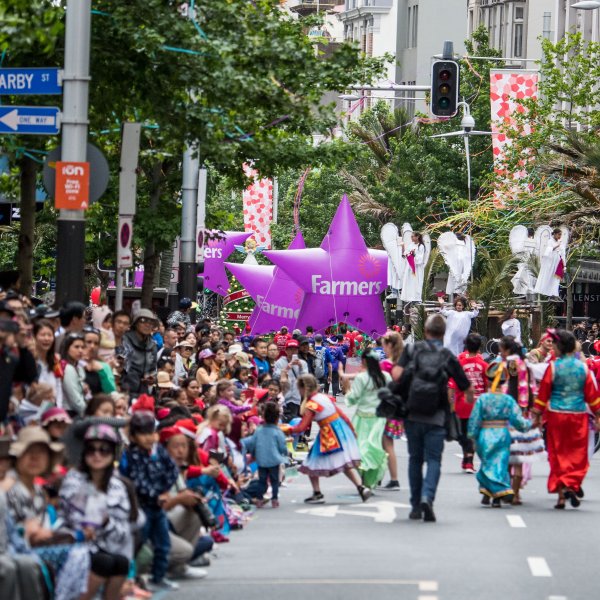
[288, 0, 344, 17]
[338, 0, 393, 21]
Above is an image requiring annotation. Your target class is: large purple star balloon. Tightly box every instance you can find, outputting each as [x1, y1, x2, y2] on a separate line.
[201, 230, 251, 296]
[263, 195, 387, 336]
[225, 232, 306, 334]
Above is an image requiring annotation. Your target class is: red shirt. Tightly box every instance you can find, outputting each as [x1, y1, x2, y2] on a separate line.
[450, 352, 488, 418]
[274, 332, 292, 354]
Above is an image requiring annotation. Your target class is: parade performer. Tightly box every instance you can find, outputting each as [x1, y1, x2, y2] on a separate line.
[500, 307, 522, 344]
[342, 351, 391, 488]
[438, 295, 479, 356]
[468, 361, 531, 507]
[532, 329, 600, 509]
[437, 231, 476, 296]
[400, 231, 429, 303]
[282, 374, 371, 504]
[533, 227, 568, 298]
[509, 226, 537, 297]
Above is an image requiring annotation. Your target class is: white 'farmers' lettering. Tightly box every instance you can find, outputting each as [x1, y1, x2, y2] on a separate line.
[256, 295, 300, 319]
[0, 73, 34, 91]
[203, 247, 222, 259]
[311, 274, 381, 296]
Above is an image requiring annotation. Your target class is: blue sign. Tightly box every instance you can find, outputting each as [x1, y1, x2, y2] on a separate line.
[0, 68, 62, 95]
[0, 106, 60, 135]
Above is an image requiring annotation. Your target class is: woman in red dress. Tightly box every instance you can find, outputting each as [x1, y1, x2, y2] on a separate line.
[532, 330, 600, 509]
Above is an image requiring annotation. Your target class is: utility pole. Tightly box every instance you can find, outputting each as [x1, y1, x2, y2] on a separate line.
[55, 0, 91, 306]
[178, 146, 199, 301]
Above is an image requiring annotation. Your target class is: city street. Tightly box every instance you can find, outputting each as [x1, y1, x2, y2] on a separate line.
[171, 425, 600, 600]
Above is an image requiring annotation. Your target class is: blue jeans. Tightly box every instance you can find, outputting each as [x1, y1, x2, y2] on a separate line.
[404, 420, 445, 508]
[141, 507, 171, 583]
[257, 466, 280, 500]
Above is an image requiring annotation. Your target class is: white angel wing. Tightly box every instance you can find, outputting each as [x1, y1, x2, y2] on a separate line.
[234, 244, 247, 254]
[559, 226, 569, 252]
[462, 235, 476, 281]
[534, 226, 552, 259]
[381, 223, 405, 287]
[437, 231, 462, 280]
[423, 233, 432, 266]
[509, 225, 528, 256]
[401, 222, 413, 248]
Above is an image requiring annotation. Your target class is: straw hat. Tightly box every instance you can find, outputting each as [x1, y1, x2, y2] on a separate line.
[9, 426, 64, 458]
[157, 371, 175, 389]
[235, 352, 253, 369]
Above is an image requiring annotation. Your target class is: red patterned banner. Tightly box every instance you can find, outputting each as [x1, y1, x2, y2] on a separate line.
[242, 163, 273, 248]
[224, 312, 252, 321]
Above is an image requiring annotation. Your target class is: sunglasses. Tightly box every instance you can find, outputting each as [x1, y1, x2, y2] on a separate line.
[83, 326, 101, 335]
[84, 443, 113, 457]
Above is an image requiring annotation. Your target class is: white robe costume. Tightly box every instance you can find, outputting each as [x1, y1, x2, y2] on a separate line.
[445, 239, 472, 295]
[511, 238, 537, 296]
[501, 318, 522, 344]
[533, 240, 564, 297]
[441, 307, 479, 355]
[400, 243, 426, 303]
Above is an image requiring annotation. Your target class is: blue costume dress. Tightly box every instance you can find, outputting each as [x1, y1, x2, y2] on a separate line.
[468, 392, 531, 499]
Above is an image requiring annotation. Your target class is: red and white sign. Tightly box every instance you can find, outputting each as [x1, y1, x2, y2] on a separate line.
[223, 289, 250, 305]
[55, 161, 90, 210]
[224, 312, 252, 322]
[117, 216, 133, 268]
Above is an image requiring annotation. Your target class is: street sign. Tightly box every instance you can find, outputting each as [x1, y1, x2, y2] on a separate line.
[55, 161, 90, 210]
[0, 106, 60, 135]
[117, 216, 134, 268]
[0, 68, 62, 95]
[43, 143, 109, 204]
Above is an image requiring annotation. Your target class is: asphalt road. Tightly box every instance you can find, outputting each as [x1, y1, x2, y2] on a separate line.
[168, 419, 600, 600]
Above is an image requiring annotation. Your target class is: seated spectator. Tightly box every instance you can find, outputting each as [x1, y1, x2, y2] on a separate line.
[60, 333, 88, 417]
[41, 407, 72, 443]
[195, 349, 220, 386]
[59, 424, 133, 600]
[33, 319, 63, 407]
[85, 393, 116, 418]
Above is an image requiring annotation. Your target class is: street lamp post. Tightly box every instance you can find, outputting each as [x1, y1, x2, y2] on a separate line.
[55, 0, 91, 306]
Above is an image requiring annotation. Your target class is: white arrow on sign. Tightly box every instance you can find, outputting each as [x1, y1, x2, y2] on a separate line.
[0, 109, 18, 131]
[296, 500, 410, 523]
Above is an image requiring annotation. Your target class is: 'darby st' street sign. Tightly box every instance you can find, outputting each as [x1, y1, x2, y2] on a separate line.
[0, 106, 61, 135]
[0, 68, 62, 95]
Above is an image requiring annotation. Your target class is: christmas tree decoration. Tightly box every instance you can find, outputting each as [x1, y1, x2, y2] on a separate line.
[218, 276, 254, 331]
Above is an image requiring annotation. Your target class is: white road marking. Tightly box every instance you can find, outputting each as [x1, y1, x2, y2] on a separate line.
[419, 581, 439, 592]
[548, 596, 567, 600]
[528, 557, 552, 577]
[418, 596, 438, 600]
[297, 500, 410, 523]
[506, 515, 527, 528]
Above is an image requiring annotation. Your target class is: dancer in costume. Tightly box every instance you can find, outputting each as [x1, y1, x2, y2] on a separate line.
[468, 361, 531, 507]
[438, 295, 479, 356]
[379, 330, 405, 490]
[342, 351, 391, 488]
[532, 329, 600, 509]
[499, 337, 545, 505]
[533, 227, 567, 298]
[509, 226, 537, 297]
[282, 374, 372, 504]
[400, 231, 430, 303]
[500, 307, 522, 344]
[437, 231, 476, 296]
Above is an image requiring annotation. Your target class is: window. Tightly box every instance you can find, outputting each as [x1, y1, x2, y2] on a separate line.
[514, 23, 523, 57]
[515, 6, 524, 21]
[543, 11, 552, 40]
[408, 7, 412, 47]
[412, 5, 418, 48]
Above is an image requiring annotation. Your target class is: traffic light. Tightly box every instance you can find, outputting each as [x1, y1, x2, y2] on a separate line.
[430, 60, 460, 117]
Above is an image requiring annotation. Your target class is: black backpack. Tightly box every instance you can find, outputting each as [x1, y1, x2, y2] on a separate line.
[405, 341, 452, 416]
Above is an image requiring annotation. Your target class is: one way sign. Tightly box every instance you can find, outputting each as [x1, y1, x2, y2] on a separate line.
[0, 106, 61, 135]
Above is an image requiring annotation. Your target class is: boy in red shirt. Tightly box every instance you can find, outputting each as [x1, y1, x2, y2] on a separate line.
[449, 333, 488, 474]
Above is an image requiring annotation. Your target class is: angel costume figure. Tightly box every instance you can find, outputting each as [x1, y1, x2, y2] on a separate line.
[533, 227, 568, 298]
[438, 295, 479, 356]
[401, 230, 431, 303]
[509, 226, 537, 296]
[437, 231, 476, 296]
[381, 222, 408, 294]
[235, 237, 266, 265]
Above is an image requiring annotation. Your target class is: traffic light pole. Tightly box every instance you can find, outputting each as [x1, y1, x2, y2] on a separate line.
[55, 0, 91, 306]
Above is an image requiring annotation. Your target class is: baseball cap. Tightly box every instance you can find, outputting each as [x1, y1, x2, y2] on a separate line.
[179, 297, 192, 309]
[286, 339, 299, 349]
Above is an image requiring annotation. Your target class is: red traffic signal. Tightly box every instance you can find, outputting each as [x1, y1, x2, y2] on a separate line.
[431, 60, 459, 117]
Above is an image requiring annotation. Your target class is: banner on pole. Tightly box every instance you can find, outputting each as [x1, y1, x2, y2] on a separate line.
[117, 216, 133, 268]
[55, 161, 90, 209]
[490, 69, 539, 205]
[242, 163, 273, 249]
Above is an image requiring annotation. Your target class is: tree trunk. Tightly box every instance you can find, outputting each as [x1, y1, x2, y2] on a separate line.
[17, 156, 38, 296]
[140, 161, 165, 309]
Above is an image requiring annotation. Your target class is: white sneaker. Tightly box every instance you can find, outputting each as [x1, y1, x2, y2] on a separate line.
[172, 566, 208, 580]
[147, 577, 180, 591]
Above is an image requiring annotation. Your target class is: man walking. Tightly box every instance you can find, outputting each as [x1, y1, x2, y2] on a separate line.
[393, 314, 472, 522]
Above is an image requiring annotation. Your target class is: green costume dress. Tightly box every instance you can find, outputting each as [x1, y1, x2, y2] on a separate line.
[345, 370, 391, 487]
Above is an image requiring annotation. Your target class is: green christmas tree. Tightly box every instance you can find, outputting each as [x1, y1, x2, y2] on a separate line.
[218, 276, 255, 331]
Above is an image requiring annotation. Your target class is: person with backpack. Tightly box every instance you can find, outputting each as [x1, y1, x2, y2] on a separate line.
[313, 334, 333, 392]
[392, 314, 472, 522]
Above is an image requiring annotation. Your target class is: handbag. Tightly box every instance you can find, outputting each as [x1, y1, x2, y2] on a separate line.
[445, 408, 461, 442]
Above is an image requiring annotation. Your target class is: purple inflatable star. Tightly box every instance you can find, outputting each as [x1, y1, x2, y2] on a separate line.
[201, 230, 251, 296]
[263, 195, 387, 336]
[226, 232, 305, 334]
